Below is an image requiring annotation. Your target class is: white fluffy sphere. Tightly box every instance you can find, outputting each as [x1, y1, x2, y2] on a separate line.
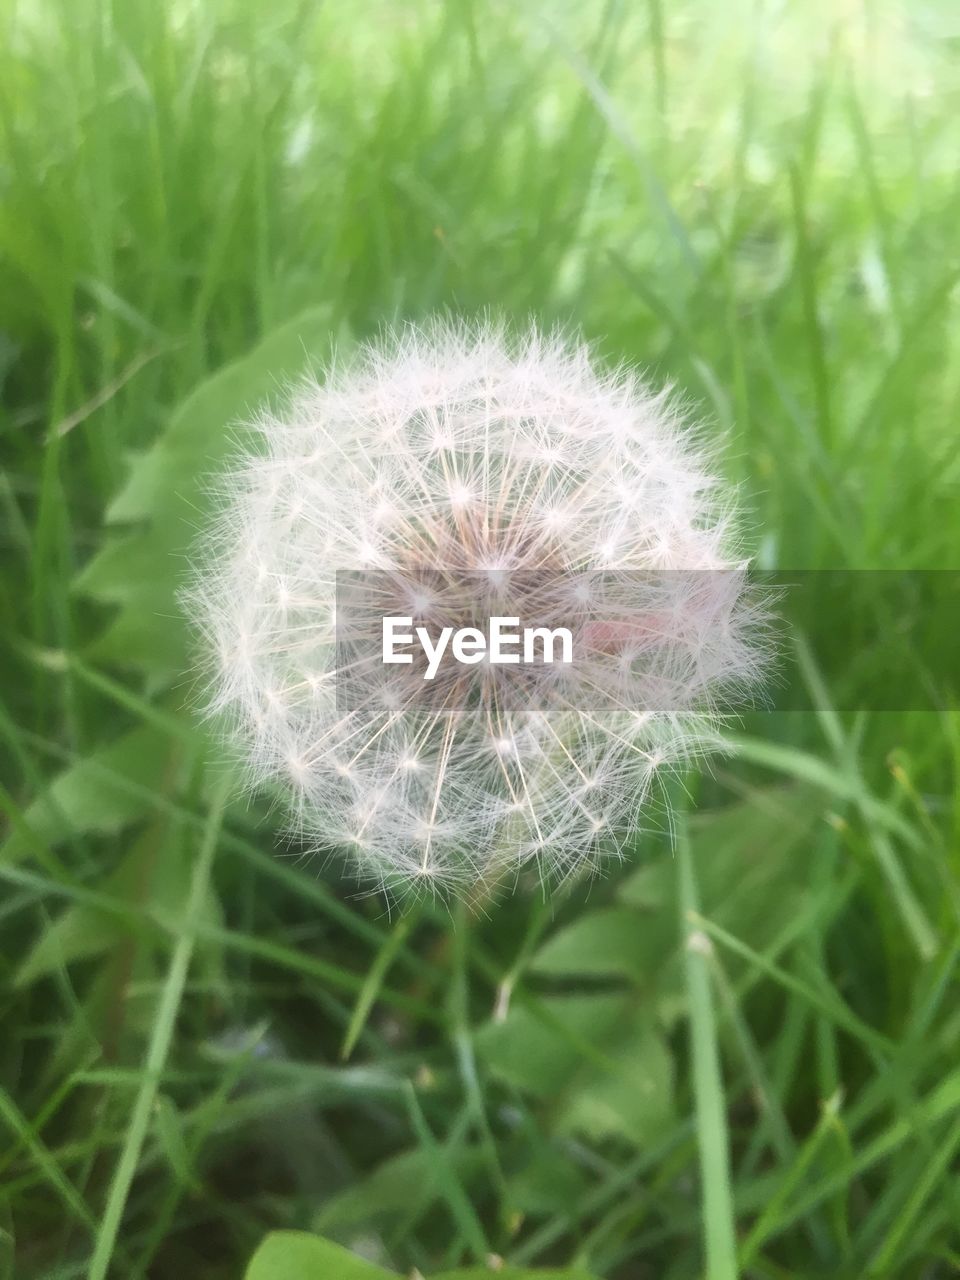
[188, 320, 766, 896]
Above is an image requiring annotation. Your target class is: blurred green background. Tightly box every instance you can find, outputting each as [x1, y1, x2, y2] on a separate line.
[1, 1, 959, 1277]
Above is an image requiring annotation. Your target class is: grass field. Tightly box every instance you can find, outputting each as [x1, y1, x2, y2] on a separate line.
[1, 1, 959, 1277]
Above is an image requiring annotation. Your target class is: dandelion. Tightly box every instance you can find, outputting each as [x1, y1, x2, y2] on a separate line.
[187, 319, 768, 897]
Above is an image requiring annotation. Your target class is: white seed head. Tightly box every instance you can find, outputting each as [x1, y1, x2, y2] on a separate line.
[186, 319, 769, 898]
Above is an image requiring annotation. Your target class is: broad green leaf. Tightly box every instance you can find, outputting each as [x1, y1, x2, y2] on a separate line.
[436, 1271, 599, 1280]
[316, 1146, 483, 1232]
[610, 859, 668, 909]
[14, 896, 127, 987]
[105, 307, 345, 526]
[530, 791, 820, 1009]
[619, 785, 820, 936]
[505, 1145, 587, 1218]
[531, 905, 663, 980]
[244, 1232, 393, 1280]
[476, 994, 673, 1146]
[0, 725, 170, 867]
[558, 1021, 673, 1147]
[14, 824, 161, 985]
[529, 903, 680, 1025]
[14, 820, 224, 990]
[475, 993, 626, 1098]
[244, 1232, 600, 1280]
[76, 306, 350, 681]
[39, 966, 115, 1084]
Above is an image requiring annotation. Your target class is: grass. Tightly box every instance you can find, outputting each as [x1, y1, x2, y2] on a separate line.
[678, 807, 738, 1280]
[1, 0, 959, 1277]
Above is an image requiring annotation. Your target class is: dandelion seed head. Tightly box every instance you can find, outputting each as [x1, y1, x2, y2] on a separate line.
[186, 319, 769, 898]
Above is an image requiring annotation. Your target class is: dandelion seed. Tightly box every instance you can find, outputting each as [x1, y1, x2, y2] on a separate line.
[186, 319, 769, 898]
